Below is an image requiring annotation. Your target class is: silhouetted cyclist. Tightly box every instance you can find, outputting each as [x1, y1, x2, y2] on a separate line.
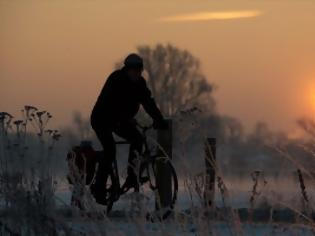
[90, 53, 168, 204]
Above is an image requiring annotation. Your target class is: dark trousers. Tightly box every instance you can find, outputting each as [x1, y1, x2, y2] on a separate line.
[91, 120, 144, 187]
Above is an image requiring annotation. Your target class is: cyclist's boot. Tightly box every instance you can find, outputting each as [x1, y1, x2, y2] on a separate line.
[121, 173, 139, 193]
[106, 179, 121, 215]
[90, 183, 108, 205]
[120, 175, 150, 192]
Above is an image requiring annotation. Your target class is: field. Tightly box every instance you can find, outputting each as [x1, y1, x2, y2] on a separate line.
[1, 107, 315, 235]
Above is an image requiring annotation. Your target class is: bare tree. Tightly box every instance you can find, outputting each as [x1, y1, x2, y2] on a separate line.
[117, 44, 216, 117]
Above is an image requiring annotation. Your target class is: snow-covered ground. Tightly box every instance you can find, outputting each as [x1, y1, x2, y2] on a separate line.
[56, 177, 315, 210]
[52, 178, 315, 235]
[67, 220, 315, 235]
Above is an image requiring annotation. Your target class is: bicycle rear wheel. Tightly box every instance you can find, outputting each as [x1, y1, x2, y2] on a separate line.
[90, 153, 120, 214]
[104, 157, 121, 214]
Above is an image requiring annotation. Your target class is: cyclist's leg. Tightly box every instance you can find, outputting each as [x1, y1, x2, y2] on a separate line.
[91, 125, 116, 198]
[114, 121, 144, 187]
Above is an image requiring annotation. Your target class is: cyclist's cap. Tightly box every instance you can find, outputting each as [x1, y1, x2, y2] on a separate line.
[124, 53, 144, 70]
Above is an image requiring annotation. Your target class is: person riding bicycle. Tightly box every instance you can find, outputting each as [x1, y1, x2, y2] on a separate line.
[90, 53, 168, 204]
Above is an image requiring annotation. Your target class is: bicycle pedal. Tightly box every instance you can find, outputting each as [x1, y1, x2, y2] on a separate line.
[140, 176, 149, 184]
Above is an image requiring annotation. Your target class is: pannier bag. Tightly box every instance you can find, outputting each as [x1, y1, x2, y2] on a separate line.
[66, 141, 98, 185]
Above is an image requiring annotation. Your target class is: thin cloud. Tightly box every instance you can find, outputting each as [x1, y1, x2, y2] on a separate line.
[158, 10, 262, 22]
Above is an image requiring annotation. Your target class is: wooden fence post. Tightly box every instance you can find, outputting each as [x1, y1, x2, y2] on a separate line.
[155, 119, 172, 209]
[204, 138, 216, 208]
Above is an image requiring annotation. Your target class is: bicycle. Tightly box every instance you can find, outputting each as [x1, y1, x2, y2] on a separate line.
[68, 123, 178, 220]
[90, 121, 178, 220]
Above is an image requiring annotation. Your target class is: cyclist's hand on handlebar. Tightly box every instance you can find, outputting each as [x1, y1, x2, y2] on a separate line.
[153, 119, 169, 130]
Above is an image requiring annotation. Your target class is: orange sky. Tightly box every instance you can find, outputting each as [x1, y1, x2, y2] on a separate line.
[1, 0, 315, 132]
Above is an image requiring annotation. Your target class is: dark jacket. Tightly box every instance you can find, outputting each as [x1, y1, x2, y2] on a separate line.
[91, 67, 163, 128]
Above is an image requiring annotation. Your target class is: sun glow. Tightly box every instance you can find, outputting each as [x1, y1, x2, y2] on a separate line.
[158, 10, 262, 22]
[310, 87, 315, 110]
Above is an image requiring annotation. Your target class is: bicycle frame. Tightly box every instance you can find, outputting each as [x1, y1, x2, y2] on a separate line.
[110, 122, 153, 187]
[93, 121, 178, 219]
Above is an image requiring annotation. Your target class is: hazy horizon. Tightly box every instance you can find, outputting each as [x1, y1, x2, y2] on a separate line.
[1, 0, 315, 134]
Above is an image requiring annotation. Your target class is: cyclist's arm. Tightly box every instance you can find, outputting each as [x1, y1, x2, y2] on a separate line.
[139, 78, 164, 122]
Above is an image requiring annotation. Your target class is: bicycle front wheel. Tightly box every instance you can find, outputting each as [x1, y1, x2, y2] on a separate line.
[146, 156, 178, 220]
